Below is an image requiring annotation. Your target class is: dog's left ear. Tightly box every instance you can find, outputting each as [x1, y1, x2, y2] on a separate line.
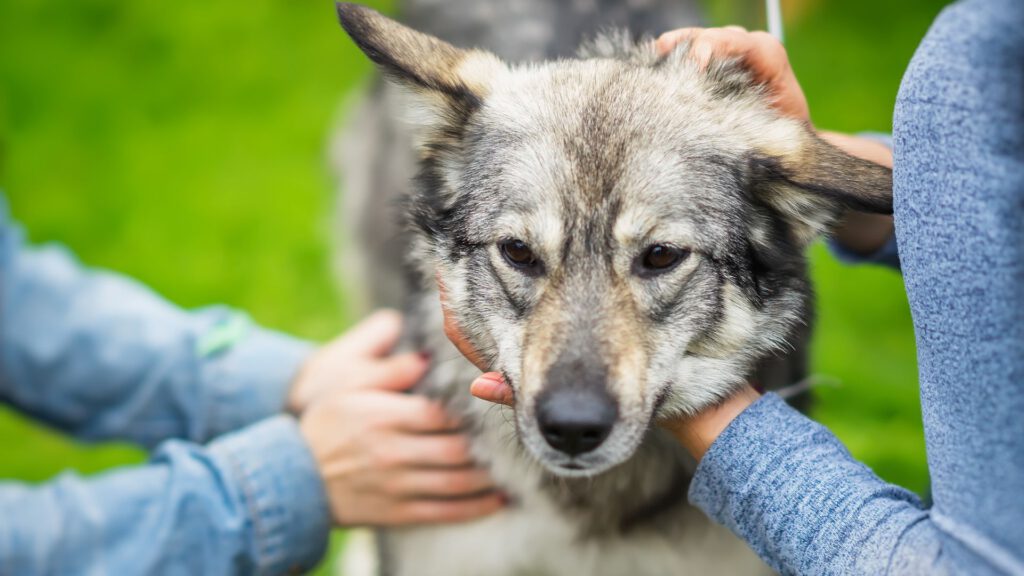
[752, 132, 893, 245]
[336, 3, 505, 126]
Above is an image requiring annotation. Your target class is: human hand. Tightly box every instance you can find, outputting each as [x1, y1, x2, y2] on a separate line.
[467, 372, 759, 462]
[297, 315, 504, 526]
[440, 282, 754, 455]
[438, 277, 489, 372]
[294, 311, 503, 526]
[660, 384, 761, 461]
[657, 27, 894, 254]
[287, 310, 424, 413]
[656, 26, 809, 122]
[435, 275, 515, 406]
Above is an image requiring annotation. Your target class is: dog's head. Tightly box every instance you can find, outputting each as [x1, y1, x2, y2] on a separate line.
[337, 4, 892, 477]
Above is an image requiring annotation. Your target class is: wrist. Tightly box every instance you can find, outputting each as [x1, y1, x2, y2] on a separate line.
[209, 416, 331, 573]
[817, 130, 893, 168]
[666, 384, 760, 461]
[200, 321, 315, 439]
[286, 350, 319, 416]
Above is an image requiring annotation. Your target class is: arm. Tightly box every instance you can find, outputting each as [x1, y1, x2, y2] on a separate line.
[0, 416, 331, 575]
[670, 390, 947, 575]
[0, 198, 311, 448]
[658, 8, 1024, 573]
[1, 323, 506, 574]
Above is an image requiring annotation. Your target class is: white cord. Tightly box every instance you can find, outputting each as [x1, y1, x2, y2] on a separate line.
[766, 0, 785, 44]
[775, 374, 842, 400]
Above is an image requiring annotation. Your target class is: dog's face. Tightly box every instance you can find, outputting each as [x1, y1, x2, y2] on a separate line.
[338, 4, 892, 476]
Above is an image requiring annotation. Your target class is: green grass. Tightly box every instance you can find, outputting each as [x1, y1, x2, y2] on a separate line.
[0, 0, 949, 571]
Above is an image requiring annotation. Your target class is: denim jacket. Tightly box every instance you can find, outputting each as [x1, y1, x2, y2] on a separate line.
[0, 196, 331, 575]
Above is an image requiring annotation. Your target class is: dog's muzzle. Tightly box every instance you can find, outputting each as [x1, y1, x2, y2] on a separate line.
[535, 353, 619, 457]
[537, 386, 618, 456]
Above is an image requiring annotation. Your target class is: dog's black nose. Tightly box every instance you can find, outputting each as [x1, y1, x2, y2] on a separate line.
[537, 388, 617, 456]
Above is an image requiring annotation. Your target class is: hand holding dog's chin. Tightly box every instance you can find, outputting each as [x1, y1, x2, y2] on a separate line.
[662, 384, 761, 461]
[436, 278, 514, 407]
[469, 372, 760, 461]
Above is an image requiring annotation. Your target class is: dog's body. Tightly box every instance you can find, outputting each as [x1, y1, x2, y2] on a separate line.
[332, 3, 891, 575]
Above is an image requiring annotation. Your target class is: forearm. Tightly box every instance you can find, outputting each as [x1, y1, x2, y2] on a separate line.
[0, 200, 312, 447]
[818, 131, 893, 169]
[0, 416, 330, 575]
[686, 394, 1007, 575]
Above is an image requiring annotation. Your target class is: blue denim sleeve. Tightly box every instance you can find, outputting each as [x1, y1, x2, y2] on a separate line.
[0, 415, 331, 575]
[689, 1, 1024, 574]
[0, 198, 314, 448]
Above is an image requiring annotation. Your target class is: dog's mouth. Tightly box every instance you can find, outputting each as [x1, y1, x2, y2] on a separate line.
[516, 410, 652, 478]
[502, 368, 663, 476]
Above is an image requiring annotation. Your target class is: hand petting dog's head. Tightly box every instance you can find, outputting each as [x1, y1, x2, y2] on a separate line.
[337, 3, 892, 477]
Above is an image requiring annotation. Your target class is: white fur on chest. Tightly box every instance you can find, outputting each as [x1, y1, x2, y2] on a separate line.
[341, 380, 767, 576]
[343, 489, 766, 576]
[338, 295, 768, 576]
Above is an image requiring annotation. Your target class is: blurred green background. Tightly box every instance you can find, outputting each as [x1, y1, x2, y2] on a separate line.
[0, 0, 950, 572]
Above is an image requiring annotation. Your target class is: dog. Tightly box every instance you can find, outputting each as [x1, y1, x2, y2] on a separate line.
[331, 3, 893, 575]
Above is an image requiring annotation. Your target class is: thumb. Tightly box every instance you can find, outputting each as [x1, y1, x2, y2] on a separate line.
[470, 373, 514, 407]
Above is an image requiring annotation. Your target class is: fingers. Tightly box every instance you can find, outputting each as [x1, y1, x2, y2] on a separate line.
[383, 433, 476, 468]
[340, 309, 404, 357]
[437, 273, 489, 371]
[655, 25, 807, 121]
[391, 491, 506, 525]
[470, 373, 514, 407]
[386, 394, 462, 433]
[740, 30, 789, 78]
[655, 27, 699, 55]
[442, 313, 488, 371]
[356, 352, 429, 392]
[693, 28, 758, 71]
[656, 26, 781, 76]
[386, 467, 495, 498]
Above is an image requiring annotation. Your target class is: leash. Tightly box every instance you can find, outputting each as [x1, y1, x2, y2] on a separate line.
[766, 0, 784, 43]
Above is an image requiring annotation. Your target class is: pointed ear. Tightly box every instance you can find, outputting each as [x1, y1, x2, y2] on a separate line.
[752, 133, 893, 244]
[336, 3, 505, 110]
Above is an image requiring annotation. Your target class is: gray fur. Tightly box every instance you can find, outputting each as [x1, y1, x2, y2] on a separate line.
[332, 2, 892, 575]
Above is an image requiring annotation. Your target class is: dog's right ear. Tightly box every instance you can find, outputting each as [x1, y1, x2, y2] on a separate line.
[336, 3, 505, 121]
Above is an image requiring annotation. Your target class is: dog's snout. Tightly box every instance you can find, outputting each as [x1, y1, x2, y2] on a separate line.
[537, 387, 617, 456]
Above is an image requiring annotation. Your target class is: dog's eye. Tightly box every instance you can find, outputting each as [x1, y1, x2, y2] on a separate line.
[500, 239, 541, 271]
[637, 244, 689, 276]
